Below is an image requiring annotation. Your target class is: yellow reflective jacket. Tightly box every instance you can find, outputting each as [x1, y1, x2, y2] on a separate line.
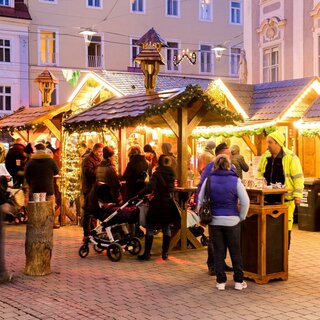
[257, 147, 304, 200]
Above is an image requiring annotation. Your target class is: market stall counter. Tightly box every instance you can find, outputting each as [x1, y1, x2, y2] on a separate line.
[241, 188, 288, 284]
[169, 186, 203, 251]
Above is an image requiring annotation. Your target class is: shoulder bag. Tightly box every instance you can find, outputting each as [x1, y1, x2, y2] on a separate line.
[198, 177, 213, 225]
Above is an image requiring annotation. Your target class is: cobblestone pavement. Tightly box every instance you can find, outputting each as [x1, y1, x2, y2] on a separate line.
[0, 223, 320, 320]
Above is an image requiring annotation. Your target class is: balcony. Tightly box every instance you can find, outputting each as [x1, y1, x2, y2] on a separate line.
[88, 55, 102, 68]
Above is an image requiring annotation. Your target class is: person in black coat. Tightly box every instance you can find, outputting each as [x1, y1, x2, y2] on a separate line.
[138, 155, 177, 261]
[5, 138, 27, 188]
[121, 146, 148, 202]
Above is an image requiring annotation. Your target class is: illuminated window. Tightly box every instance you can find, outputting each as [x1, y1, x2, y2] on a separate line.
[230, 47, 241, 75]
[167, 0, 179, 17]
[200, 44, 212, 73]
[200, 0, 212, 21]
[40, 31, 56, 65]
[166, 42, 179, 71]
[263, 46, 279, 82]
[0, 39, 10, 62]
[87, 36, 102, 68]
[131, 0, 144, 13]
[0, 86, 11, 111]
[230, 1, 241, 24]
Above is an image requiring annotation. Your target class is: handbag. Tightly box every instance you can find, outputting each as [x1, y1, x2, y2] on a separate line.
[198, 177, 212, 225]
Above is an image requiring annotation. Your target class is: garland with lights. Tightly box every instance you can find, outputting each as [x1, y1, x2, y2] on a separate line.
[299, 128, 320, 138]
[190, 126, 277, 139]
[63, 85, 244, 133]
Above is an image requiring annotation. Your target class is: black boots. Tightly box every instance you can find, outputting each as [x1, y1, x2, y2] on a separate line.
[138, 235, 153, 261]
[162, 235, 171, 260]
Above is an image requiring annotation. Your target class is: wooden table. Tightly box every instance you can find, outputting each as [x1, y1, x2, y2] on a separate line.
[169, 187, 203, 251]
[241, 188, 288, 284]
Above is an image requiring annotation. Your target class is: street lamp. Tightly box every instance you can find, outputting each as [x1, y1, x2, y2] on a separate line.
[212, 44, 227, 61]
[80, 28, 97, 46]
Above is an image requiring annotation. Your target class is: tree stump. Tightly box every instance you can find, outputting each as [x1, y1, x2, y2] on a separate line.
[25, 201, 54, 276]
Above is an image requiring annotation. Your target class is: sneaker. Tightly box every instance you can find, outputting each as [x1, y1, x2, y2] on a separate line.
[234, 281, 247, 290]
[216, 282, 226, 291]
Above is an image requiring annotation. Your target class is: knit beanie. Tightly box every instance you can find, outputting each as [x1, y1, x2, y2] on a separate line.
[267, 131, 285, 147]
[103, 146, 114, 159]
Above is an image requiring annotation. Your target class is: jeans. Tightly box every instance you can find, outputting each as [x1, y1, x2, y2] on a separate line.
[212, 223, 243, 283]
[207, 234, 215, 269]
[146, 224, 171, 237]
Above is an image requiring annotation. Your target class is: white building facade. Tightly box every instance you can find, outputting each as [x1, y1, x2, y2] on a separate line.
[0, 0, 31, 116]
[24, 0, 243, 107]
[243, 0, 320, 84]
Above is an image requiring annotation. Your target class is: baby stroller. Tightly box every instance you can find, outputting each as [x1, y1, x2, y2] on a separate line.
[79, 185, 144, 262]
[187, 193, 208, 247]
[0, 175, 28, 224]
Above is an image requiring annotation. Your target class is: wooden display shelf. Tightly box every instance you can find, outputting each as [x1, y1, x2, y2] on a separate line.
[241, 188, 288, 284]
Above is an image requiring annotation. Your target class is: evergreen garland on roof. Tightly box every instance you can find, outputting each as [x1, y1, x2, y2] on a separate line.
[63, 85, 244, 133]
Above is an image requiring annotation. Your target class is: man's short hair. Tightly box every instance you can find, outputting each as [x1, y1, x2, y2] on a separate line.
[34, 143, 46, 151]
[92, 143, 104, 151]
[215, 143, 229, 156]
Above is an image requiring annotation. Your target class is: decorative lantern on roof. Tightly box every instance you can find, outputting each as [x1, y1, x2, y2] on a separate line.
[134, 44, 165, 95]
[136, 27, 168, 52]
[135, 28, 167, 95]
[34, 69, 58, 107]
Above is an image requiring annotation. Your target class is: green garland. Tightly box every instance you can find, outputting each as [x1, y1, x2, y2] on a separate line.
[300, 128, 320, 138]
[166, 125, 277, 139]
[0, 123, 42, 134]
[63, 85, 244, 133]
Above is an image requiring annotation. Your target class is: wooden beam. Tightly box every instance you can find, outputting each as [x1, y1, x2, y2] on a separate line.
[242, 135, 257, 156]
[43, 119, 61, 141]
[161, 112, 179, 138]
[177, 107, 188, 187]
[187, 104, 209, 136]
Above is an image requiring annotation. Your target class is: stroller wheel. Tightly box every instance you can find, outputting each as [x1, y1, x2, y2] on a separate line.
[106, 243, 123, 262]
[93, 244, 104, 253]
[79, 244, 89, 258]
[201, 235, 208, 246]
[126, 237, 142, 255]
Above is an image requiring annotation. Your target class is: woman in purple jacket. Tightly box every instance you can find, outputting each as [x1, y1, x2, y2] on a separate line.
[198, 154, 249, 291]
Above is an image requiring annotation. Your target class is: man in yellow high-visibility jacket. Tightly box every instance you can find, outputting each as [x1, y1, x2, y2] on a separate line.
[257, 130, 304, 248]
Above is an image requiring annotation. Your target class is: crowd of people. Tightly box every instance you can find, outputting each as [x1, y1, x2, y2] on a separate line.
[0, 130, 304, 289]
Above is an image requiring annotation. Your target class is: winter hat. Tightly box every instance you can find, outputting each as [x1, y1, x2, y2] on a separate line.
[143, 144, 153, 153]
[205, 140, 216, 150]
[103, 146, 114, 159]
[267, 131, 285, 147]
[230, 145, 240, 155]
[34, 143, 46, 151]
[161, 142, 172, 155]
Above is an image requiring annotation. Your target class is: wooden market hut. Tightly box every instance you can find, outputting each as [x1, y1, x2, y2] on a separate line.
[212, 76, 320, 177]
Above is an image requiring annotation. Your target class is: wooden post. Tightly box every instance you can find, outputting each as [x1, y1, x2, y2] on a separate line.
[25, 201, 54, 276]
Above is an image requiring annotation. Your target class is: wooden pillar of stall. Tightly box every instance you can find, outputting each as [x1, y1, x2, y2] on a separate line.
[177, 107, 188, 187]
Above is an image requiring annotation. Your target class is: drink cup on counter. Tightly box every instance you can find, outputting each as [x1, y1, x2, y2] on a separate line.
[33, 193, 40, 202]
[39, 193, 46, 202]
[187, 179, 193, 188]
